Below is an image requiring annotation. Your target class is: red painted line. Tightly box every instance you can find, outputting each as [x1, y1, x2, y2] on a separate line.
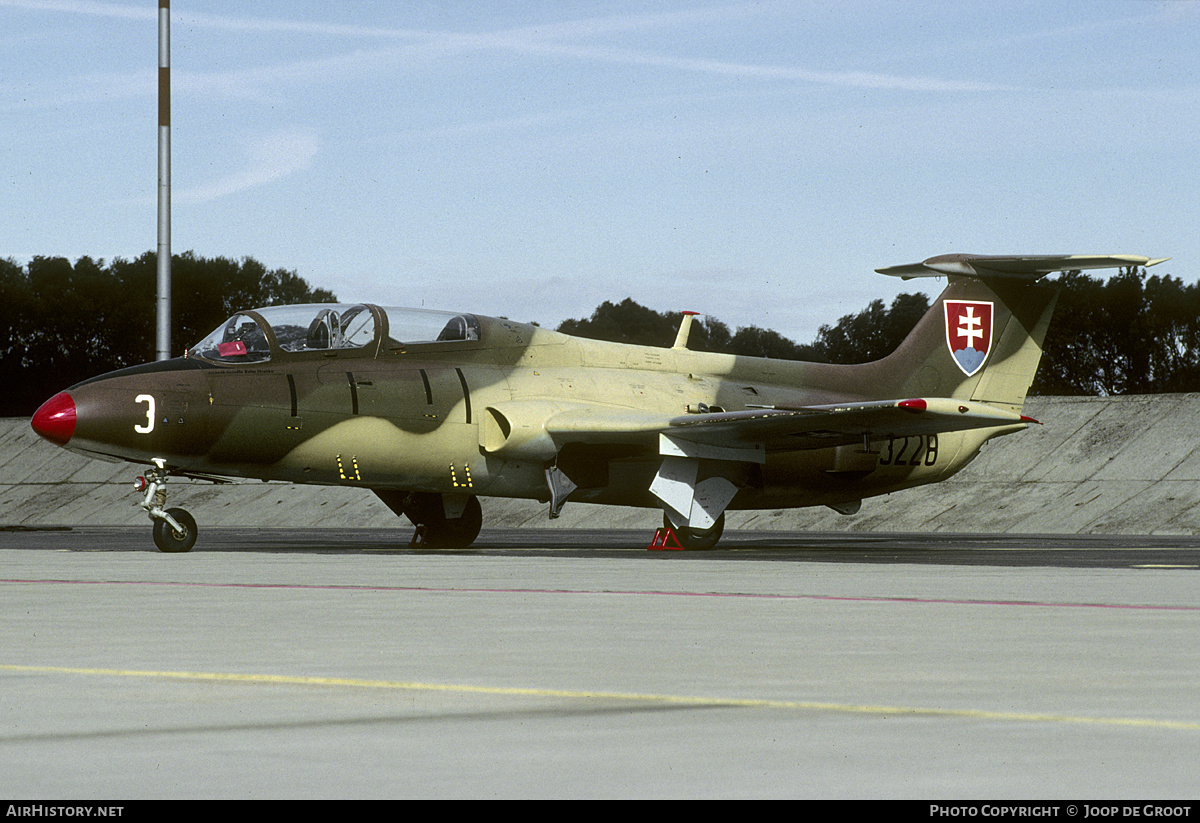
[2, 578, 1198, 611]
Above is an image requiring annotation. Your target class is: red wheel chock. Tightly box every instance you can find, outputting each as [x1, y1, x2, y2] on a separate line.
[647, 527, 684, 551]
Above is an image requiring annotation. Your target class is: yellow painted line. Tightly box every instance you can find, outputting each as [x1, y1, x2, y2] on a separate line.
[5, 663, 1200, 731]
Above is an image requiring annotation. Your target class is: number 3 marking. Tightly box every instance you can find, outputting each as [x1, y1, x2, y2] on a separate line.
[134, 394, 155, 434]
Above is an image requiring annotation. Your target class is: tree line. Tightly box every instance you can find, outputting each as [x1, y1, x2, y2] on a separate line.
[1, 252, 334, 415]
[556, 266, 1200, 396]
[2, 254, 1196, 416]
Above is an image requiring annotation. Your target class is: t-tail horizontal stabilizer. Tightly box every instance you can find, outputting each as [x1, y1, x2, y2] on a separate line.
[876, 254, 1169, 281]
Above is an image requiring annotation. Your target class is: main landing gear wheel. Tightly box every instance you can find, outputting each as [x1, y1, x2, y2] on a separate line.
[665, 512, 725, 550]
[373, 490, 483, 549]
[152, 507, 198, 553]
[419, 495, 482, 549]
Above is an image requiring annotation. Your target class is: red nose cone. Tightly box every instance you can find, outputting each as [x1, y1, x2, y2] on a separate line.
[31, 391, 76, 446]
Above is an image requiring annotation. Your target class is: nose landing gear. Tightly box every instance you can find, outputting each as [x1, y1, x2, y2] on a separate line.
[136, 459, 198, 552]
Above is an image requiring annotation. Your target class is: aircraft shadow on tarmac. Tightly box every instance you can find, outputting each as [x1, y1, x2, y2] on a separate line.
[5, 526, 1200, 569]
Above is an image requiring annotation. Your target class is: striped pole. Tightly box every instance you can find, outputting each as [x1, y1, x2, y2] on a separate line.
[156, 0, 171, 360]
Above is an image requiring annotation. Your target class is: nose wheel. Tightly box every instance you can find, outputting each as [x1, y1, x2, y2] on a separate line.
[152, 507, 198, 552]
[136, 459, 198, 553]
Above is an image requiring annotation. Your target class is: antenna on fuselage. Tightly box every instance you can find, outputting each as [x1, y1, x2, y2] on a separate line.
[156, 0, 171, 361]
[672, 311, 701, 350]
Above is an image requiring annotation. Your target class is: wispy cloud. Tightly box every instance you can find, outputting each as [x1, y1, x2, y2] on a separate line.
[176, 129, 319, 204]
[0, 0, 150, 20]
[5, 0, 1015, 96]
[496, 41, 1015, 92]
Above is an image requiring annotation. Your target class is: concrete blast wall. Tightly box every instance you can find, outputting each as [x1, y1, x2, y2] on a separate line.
[4, 394, 1200, 534]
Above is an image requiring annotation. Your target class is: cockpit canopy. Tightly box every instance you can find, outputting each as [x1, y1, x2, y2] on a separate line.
[187, 303, 480, 363]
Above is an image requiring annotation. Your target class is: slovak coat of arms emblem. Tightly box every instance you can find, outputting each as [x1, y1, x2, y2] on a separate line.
[944, 300, 993, 377]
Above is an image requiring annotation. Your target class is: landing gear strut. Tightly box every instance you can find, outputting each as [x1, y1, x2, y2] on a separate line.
[136, 459, 198, 553]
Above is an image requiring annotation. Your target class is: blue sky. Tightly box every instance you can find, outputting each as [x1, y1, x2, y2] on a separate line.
[3, 1, 1196, 345]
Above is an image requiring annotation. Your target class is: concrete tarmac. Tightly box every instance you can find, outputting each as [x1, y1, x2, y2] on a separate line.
[2, 528, 1199, 799]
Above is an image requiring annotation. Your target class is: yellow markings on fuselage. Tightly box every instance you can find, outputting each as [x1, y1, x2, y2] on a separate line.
[450, 462, 473, 489]
[336, 454, 362, 481]
[2, 664, 1198, 731]
[280, 417, 482, 490]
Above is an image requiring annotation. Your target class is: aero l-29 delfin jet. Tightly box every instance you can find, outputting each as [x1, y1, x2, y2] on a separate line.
[31, 253, 1166, 551]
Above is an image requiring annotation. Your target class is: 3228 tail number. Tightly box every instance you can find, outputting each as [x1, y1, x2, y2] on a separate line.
[877, 434, 938, 467]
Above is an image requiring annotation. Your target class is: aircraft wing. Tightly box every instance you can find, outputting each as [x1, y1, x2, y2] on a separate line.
[876, 253, 1169, 281]
[664, 397, 1032, 452]
[543, 397, 1033, 454]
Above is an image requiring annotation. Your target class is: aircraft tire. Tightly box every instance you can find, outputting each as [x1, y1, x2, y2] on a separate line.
[422, 495, 483, 549]
[666, 512, 725, 550]
[153, 508, 198, 553]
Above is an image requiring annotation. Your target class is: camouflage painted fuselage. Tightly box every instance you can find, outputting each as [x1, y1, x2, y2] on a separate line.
[53, 291, 1036, 515]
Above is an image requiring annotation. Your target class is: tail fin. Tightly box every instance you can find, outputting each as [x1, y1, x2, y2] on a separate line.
[870, 254, 1168, 413]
